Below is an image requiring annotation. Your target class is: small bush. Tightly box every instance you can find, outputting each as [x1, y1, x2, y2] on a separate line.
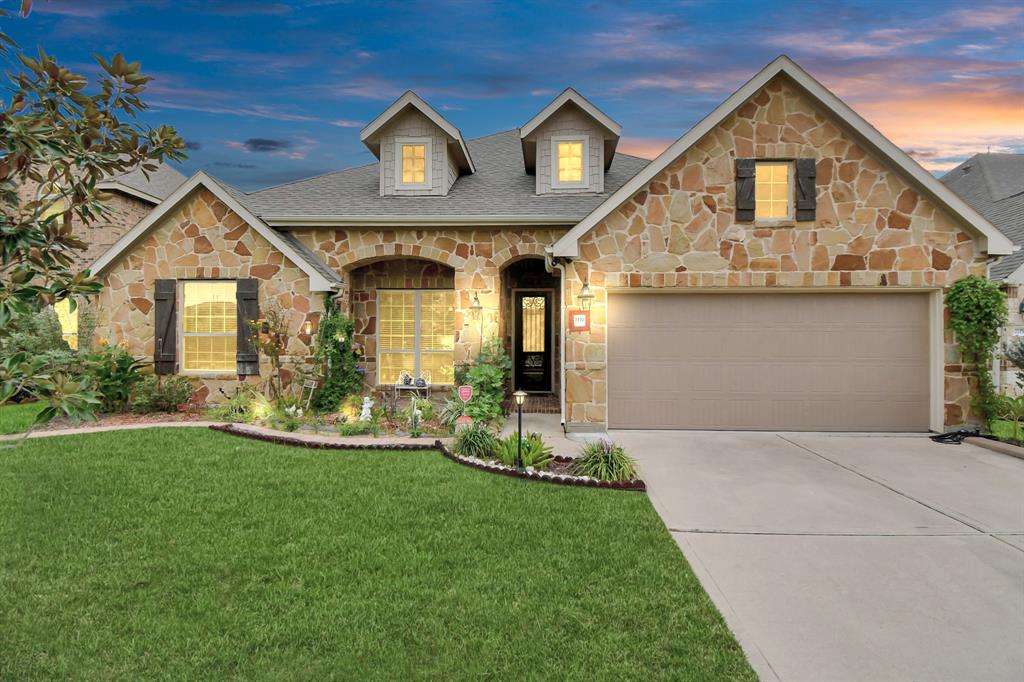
[464, 339, 511, 424]
[270, 405, 304, 432]
[439, 398, 466, 430]
[131, 375, 194, 413]
[573, 440, 639, 482]
[207, 388, 272, 423]
[337, 419, 378, 437]
[452, 422, 497, 459]
[494, 432, 554, 469]
[86, 344, 147, 413]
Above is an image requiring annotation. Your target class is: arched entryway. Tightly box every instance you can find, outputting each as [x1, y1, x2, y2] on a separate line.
[345, 257, 456, 388]
[499, 257, 561, 396]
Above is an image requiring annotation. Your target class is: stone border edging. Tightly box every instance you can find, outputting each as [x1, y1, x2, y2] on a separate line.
[964, 436, 1024, 461]
[210, 424, 647, 492]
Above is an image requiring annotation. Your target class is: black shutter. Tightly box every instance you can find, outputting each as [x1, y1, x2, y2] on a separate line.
[153, 279, 177, 375]
[735, 158, 756, 221]
[795, 158, 817, 221]
[236, 278, 259, 376]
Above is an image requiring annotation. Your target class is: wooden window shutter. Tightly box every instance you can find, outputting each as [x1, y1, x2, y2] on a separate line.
[153, 279, 177, 375]
[236, 278, 260, 376]
[795, 158, 817, 221]
[735, 158, 756, 221]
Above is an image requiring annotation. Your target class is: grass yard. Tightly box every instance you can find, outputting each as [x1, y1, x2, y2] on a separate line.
[989, 419, 1023, 443]
[0, 428, 753, 681]
[0, 401, 45, 435]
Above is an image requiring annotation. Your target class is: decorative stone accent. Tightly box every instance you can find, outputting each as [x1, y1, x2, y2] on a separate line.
[564, 75, 987, 429]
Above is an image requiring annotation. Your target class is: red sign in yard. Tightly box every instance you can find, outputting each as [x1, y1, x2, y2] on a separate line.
[457, 385, 474, 402]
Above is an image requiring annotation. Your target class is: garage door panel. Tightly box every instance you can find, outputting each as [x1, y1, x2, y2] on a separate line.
[608, 293, 930, 431]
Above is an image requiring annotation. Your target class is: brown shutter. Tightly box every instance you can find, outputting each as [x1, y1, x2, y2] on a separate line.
[236, 278, 259, 376]
[153, 279, 177, 375]
[795, 158, 817, 221]
[735, 158, 756, 221]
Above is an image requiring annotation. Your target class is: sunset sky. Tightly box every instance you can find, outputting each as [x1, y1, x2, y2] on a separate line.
[6, 0, 1022, 190]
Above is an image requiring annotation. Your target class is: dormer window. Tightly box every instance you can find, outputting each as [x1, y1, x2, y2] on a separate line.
[552, 136, 588, 188]
[396, 137, 431, 188]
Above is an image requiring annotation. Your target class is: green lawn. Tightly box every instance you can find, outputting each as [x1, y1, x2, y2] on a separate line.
[0, 401, 45, 435]
[0, 428, 753, 680]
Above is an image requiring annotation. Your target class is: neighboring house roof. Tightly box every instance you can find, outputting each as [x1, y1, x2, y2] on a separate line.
[96, 162, 187, 203]
[91, 172, 341, 292]
[360, 91, 475, 174]
[941, 154, 1024, 281]
[549, 55, 1016, 258]
[238, 130, 650, 226]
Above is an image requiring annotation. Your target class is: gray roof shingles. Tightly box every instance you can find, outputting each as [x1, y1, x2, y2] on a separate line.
[941, 153, 1024, 280]
[236, 129, 650, 219]
[103, 162, 187, 201]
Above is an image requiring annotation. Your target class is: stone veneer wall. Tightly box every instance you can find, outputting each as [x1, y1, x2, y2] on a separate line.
[292, 227, 569, 376]
[562, 75, 986, 428]
[349, 259, 456, 384]
[94, 188, 322, 402]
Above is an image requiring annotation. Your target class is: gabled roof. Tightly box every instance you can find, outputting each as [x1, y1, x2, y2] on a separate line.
[90, 172, 341, 292]
[237, 130, 649, 226]
[550, 55, 1016, 258]
[942, 154, 1024, 280]
[360, 91, 475, 174]
[521, 88, 621, 173]
[97, 162, 187, 203]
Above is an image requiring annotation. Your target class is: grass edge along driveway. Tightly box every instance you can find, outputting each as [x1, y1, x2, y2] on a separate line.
[0, 427, 754, 680]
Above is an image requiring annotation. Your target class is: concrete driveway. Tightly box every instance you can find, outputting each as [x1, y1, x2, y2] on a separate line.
[613, 430, 1024, 682]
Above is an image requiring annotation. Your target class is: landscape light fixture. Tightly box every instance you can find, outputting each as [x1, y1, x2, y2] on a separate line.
[513, 390, 527, 470]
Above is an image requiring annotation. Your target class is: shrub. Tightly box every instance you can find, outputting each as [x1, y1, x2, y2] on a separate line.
[439, 398, 466, 430]
[337, 419, 378, 437]
[270, 405, 304, 432]
[464, 338, 511, 424]
[86, 344, 147, 413]
[311, 295, 362, 413]
[131, 375, 194, 413]
[573, 440, 639, 482]
[207, 388, 272, 423]
[0, 306, 67, 356]
[494, 432, 554, 469]
[452, 421, 497, 459]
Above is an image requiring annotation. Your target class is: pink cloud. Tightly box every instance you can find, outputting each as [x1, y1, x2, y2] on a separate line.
[618, 137, 673, 160]
[331, 119, 363, 128]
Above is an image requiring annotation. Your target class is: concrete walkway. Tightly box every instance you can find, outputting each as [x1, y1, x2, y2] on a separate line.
[616, 430, 1024, 682]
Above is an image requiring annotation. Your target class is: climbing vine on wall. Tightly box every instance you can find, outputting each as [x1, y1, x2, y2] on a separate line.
[311, 295, 362, 413]
[945, 275, 1007, 424]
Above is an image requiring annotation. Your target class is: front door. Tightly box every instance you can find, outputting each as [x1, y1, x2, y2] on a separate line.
[514, 291, 552, 392]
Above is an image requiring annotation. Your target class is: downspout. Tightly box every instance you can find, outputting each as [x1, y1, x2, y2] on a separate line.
[546, 252, 568, 430]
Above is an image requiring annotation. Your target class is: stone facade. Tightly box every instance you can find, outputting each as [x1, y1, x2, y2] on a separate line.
[94, 188, 322, 402]
[561, 75, 986, 428]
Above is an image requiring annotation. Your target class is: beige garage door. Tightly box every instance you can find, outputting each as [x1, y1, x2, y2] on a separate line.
[608, 292, 931, 431]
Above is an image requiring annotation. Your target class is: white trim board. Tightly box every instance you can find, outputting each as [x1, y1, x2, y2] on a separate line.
[89, 172, 339, 292]
[550, 55, 1015, 258]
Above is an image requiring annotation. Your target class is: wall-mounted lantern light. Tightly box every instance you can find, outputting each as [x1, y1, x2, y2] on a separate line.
[578, 280, 595, 312]
[303, 319, 313, 336]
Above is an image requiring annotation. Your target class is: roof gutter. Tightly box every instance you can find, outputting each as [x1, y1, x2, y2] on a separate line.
[263, 215, 581, 228]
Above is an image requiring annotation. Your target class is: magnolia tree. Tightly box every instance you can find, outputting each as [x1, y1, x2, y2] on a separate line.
[0, 3, 185, 423]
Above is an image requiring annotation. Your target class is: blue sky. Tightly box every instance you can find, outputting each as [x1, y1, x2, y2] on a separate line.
[6, 0, 1022, 190]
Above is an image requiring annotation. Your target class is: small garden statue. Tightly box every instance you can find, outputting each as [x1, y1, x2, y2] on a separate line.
[359, 396, 374, 422]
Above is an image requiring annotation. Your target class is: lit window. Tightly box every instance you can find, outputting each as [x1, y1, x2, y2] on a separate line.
[181, 281, 237, 373]
[553, 138, 586, 187]
[378, 289, 455, 385]
[53, 298, 78, 350]
[40, 194, 65, 222]
[397, 138, 430, 187]
[755, 162, 792, 220]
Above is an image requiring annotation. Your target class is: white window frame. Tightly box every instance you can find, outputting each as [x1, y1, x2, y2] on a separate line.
[551, 135, 589, 189]
[376, 288, 454, 386]
[178, 279, 238, 376]
[754, 160, 795, 222]
[394, 136, 433, 189]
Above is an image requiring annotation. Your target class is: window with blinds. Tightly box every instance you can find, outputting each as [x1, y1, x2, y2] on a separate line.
[181, 281, 237, 372]
[378, 289, 455, 384]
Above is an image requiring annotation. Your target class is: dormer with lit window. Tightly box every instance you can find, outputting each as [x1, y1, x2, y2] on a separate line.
[360, 91, 475, 197]
[520, 88, 621, 195]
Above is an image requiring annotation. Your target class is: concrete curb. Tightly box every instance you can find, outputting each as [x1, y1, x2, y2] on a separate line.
[964, 436, 1024, 461]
